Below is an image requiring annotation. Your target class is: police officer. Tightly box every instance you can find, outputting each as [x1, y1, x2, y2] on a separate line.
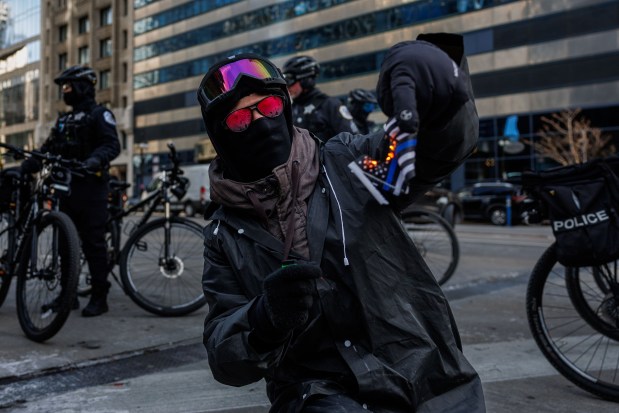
[21, 65, 120, 317]
[282, 55, 358, 141]
[346, 88, 382, 135]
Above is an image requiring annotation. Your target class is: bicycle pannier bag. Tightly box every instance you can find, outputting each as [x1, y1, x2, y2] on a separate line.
[0, 168, 18, 212]
[523, 157, 619, 267]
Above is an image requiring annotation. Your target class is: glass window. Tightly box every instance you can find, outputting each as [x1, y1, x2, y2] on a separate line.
[100, 7, 113, 26]
[100, 38, 112, 58]
[122, 62, 128, 82]
[58, 53, 67, 71]
[78, 46, 89, 64]
[100, 70, 111, 89]
[78, 16, 90, 34]
[58, 25, 68, 42]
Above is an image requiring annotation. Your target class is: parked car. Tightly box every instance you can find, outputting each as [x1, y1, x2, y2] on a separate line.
[406, 187, 463, 227]
[457, 182, 542, 225]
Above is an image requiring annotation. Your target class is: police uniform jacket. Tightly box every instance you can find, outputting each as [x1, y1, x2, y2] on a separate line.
[23, 98, 120, 201]
[292, 88, 358, 142]
[202, 127, 485, 413]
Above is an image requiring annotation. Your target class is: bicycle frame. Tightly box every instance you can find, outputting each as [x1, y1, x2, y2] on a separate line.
[2, 162, 68, 280]
[105, 143, 188, 269]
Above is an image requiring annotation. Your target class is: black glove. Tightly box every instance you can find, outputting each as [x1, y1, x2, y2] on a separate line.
[393, 108, 419, 134]
[83, 157, 102, 172]
[20, 159, 40, 175]
[256, 264, 322, 333]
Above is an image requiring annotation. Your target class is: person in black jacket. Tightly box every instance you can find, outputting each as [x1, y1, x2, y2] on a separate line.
[21, 65, 120, 317]
[282, 55, 358, 141]
[197, 41, 484, 412]
[351, 33, 479, 203]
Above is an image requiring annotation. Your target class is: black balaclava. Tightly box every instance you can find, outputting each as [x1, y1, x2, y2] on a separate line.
[202, 79, 293, 183]
[211, 102, 291, 182]
[63, 80, 95, 107]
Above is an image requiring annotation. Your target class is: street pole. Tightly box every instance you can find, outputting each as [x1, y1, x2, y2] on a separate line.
[138, 143, 148, 197]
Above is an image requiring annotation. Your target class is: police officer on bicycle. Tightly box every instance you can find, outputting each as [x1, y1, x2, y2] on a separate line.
[282, 55, 358, 141]
[21, 65, 120, 317]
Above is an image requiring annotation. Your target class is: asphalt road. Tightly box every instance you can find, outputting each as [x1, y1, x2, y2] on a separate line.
[1, 223, 618, 412]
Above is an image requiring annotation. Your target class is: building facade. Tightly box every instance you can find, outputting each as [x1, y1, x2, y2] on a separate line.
[132, 0, 619, 190]
[38, 0, 133, 181]
[2, 0, 617, 191]
[0, 0, 40, 164]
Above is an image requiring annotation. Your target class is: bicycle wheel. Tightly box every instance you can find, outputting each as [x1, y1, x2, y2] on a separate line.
[0, 214, 12, 307]
[76, 252, 91, 297]
[401, 209, 460, 285]
[119, 217, 207, 316]
[566, 262, 619, 341]
[16, 211, 81, 342]
[526, 244, 619, 401]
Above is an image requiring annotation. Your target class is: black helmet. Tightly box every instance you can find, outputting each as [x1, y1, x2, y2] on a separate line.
[54, 65, 97, 86]
[197, 53, 293, 137]
[347, 88, 377, 105]
[282, 55, 319, 88]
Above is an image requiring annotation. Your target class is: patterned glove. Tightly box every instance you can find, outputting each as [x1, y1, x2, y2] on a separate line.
[348, 117, 417, 204]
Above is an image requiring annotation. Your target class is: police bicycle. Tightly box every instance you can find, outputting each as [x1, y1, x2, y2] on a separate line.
[0, 143, 81, 342]
[78, 143, 206, 316]
[522, 163, 619, 402]
[401, 208, 460, 286]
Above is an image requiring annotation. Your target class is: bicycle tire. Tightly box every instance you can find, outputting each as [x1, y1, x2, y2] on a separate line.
[526, 243, 619, 402]
[119, 217, 207, 316]
[0, 219, 12, 307]
[76, 252, 91, 297]
[16, 211, 81, 342]
[565, 263, 619, 341]
[401, 209, 460, 285]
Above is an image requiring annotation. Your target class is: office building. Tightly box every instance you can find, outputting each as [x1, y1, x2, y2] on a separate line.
[132, 0, 618, 189]
[38, 0, 133, 181]
[0, 0, 40, 163]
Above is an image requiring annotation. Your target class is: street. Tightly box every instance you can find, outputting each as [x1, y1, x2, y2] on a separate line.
[1, 223, 618, 412]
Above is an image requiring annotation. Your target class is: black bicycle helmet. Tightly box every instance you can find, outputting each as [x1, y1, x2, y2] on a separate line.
[54, 65, 97, 86]
[282, 55, 320, 88]
[347, 88, 377, 105]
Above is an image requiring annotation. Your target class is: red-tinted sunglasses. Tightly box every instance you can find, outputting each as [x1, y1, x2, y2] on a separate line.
[224, 95, 284, 132]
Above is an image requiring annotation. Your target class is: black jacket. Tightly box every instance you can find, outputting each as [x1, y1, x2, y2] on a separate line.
[23, 98, 120, 200]
[202, 129, 485, 412]
[292, 88, 358, 142]
[376, 39, 471, 131]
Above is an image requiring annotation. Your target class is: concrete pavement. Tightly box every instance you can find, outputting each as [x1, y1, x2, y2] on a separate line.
[2, 223, 618, 412]
[0, 269, 270, 412]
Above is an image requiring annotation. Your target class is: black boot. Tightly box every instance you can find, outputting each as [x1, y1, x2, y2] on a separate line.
[82, 282, 110, 317]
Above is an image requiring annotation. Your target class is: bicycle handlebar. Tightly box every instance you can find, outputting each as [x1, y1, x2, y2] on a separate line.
[0, 142, 85, 171]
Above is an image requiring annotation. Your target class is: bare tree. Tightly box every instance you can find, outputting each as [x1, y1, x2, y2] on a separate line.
[526, 108, 614, 166]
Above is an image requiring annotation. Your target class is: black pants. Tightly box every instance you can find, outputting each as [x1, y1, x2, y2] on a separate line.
[62, 197, 109, 290]
[301, 394, 369, 413]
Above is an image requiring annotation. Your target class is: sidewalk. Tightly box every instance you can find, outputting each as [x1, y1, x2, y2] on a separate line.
[0, 279, 270, 412]
[0, 223, 553, 412]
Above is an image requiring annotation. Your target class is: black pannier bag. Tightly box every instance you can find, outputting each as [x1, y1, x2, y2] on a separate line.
[0, 167, 29, 213]
[0, 168, 16, 212]
[522, 156, 619, 267]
